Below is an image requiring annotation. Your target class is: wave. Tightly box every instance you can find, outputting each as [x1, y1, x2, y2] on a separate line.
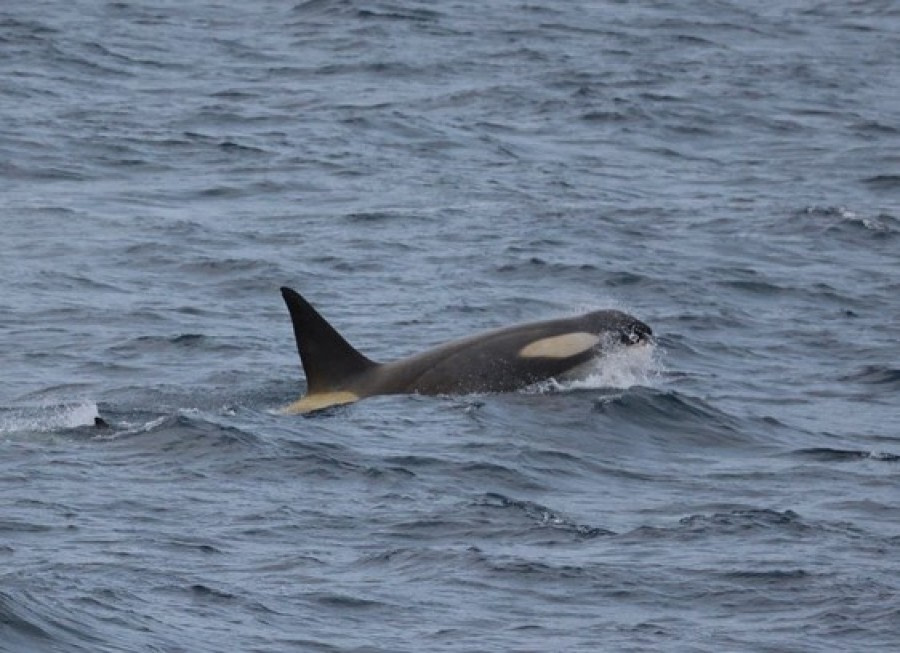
[0, 588, 102, 653]
[474, 492, 613, 539]
[377, 491, 611, 546]
[791, 206, 898, 240]
[106, 333, 246, 357]
[674, 508, 807, 536]
[789, 448, 900, 463]
[89, 410, 265, 455]
[592, 386, 746, 446]
[840, 365, 900, 389]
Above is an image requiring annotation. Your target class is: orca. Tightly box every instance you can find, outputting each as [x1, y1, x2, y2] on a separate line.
[280, 287, 652, 413]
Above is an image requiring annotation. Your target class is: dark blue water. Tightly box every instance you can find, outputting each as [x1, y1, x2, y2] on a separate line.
[2, 1, 899, 651]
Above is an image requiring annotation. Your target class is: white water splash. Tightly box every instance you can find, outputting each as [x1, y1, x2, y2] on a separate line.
[0, 400, 100, 435]
[530, 342, 663, 394]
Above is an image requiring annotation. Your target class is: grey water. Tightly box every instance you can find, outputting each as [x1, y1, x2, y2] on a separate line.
[2, 0, 899, 651]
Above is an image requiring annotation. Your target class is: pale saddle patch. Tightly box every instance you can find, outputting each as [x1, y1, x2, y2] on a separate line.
[281, 391, 360, 414]
[518, 332, 600, 359]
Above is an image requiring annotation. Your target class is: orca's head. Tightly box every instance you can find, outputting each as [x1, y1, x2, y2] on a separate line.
[584, 310, 653, 347]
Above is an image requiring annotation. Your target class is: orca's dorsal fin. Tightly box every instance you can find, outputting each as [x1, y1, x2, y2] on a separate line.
[280, 287, 377, 394]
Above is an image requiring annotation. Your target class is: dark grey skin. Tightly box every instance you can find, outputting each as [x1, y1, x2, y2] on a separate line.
[280, 287, 652, 413]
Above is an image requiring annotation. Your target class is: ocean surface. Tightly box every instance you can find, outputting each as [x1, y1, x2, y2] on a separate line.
[2, 1, 899, 651]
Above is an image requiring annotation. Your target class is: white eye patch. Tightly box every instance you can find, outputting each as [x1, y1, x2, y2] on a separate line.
[518, 332, 600, 359]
